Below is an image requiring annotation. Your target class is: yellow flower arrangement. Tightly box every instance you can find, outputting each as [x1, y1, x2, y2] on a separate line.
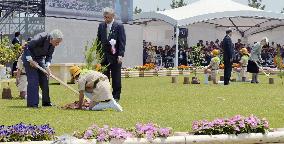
[232, 63, 240, 68]
[177, 65, 190, 70]
[0, 37, 22, 65]
[219, 63, 225, 69]
[136, 63, 156, 71]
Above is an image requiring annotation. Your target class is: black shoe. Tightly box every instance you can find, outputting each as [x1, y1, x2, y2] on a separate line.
[114, 99, 119, 103]
[42, 103, 54, 107]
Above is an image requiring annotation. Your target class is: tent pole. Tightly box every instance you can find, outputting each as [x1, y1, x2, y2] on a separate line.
[175, 26, 179, 67]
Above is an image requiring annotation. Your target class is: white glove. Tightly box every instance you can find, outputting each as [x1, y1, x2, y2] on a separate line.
[109, 39, 117, 54]
[109, 39, 116, 46]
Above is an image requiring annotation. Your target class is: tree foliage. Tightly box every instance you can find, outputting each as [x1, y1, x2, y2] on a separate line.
[248, 0, 265, 10]
[189, 45, 202, 76]
[170, 0, 187, 9]
[0, 37, 22, 65]
[84, 39, 107, 72]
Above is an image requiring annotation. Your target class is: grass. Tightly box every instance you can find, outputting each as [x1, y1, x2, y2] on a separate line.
[0, 74, 284, 136]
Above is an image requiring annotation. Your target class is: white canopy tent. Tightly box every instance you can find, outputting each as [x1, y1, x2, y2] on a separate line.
[134, 0, 284, 66]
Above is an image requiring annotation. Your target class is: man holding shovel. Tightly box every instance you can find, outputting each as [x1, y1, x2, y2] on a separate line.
[22, 29, 63, 108]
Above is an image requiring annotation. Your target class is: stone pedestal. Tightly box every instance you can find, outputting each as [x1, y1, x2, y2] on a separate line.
[269, 78, 274, 84]
[220, 76, 224, 81]
[172, 77, 177, 83]
[208, 75, 212, 81]
[183, 77, 190, 84]
[2, 88, 12, 99]
[0, 79, 13, 99]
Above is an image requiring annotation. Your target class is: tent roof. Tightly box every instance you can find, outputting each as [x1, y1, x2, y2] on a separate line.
[133, 0, 284, 37]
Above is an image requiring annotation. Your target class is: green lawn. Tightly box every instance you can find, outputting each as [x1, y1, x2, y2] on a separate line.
[0, 74, 284, 136]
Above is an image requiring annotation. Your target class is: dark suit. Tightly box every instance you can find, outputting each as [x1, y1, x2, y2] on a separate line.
[222, 35, 234, 85]
[22, 32, 54, 107]
[11, 37, 21, 74]
[12, 37, 21, 45]
[97, 21, 126, 100]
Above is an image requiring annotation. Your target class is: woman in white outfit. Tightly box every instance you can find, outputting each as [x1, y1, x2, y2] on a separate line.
[247, 37, 268, 83]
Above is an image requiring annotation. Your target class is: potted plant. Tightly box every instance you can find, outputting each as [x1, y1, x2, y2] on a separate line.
[178, 65, 190, 75]
[135, 63, 156, 77]
[83, 39, 107, 72]
[274, 46, 284, 85]
[0, 37, 22, 78]
[189, 45, 202, 84]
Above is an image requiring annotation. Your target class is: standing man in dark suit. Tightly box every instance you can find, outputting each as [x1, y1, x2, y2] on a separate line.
[12, 31, 21, 45]
[22, 29, 63, 108]
[97, 7, 126, 102]
[11, 32, 21, 75]
[222, 29, 234, 85]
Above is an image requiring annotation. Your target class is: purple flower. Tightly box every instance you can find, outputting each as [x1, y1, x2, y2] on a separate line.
[158, 128, 172, 137]
[233, 125, 240, 132]
[109, 128, 132, 139]
[83, 130, 93, 139]
[238, 120, 245, 128]
[212, 118, 225, 127]
[262, 118, 269, 129]
[145, 131, 155, 141]
[192, 121, 200, 131]
[97, 133, 108, 142]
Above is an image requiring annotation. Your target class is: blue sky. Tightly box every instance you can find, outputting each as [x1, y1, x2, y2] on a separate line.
[133, 0, 284, 13]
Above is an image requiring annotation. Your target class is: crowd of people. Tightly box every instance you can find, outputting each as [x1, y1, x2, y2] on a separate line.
[47, 0, 113, 12]
[143, 39, 284, 68]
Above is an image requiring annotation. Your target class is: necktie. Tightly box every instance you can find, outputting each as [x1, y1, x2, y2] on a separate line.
[107, 25, 110, 38]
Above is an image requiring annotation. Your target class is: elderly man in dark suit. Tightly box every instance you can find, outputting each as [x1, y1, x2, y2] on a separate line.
[22, 29, 63, 108]
[97, 7, 126, 102]
[222, 29, 234, 85]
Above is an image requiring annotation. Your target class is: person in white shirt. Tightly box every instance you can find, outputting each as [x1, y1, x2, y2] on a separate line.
[70, 66, 123, 112]
[247, 37, 269, 83]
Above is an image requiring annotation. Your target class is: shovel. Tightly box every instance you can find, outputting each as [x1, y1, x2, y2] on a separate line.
[35, 64, 79, 95]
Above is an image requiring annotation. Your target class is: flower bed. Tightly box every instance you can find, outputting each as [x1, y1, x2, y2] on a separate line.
[192, 115, 269, 135]
[3, 115, 284, 143]
[177, 65, 191, 75]
[0, 123, 55, 142]
[73, 123, 173, 143]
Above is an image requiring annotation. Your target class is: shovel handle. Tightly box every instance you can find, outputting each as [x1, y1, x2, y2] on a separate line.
[36, 65, 79, 95]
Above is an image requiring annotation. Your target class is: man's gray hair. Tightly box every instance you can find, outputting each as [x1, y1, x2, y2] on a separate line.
[50, 29, 63, 39]
[262, 37, 269, 43]
[103, 7, 115, 15]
